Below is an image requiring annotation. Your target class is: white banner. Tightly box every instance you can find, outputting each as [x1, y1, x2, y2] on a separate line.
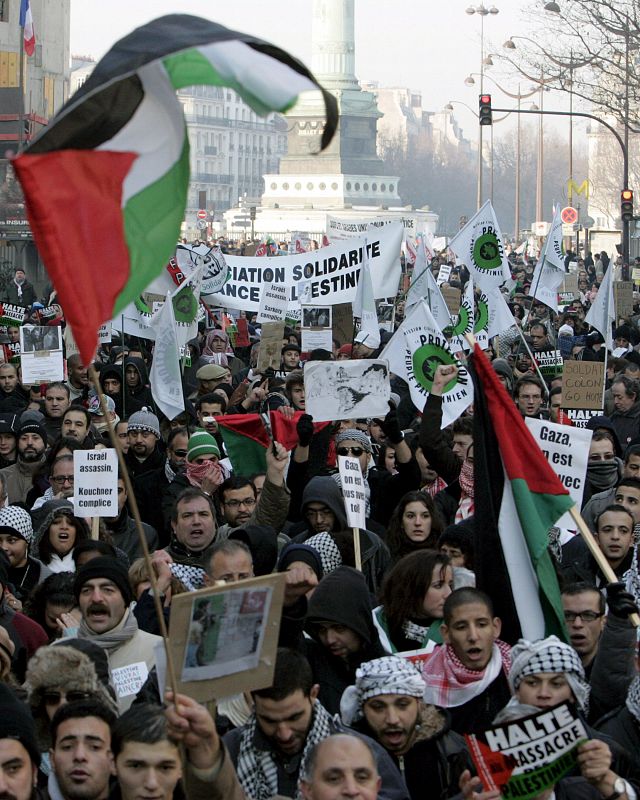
[525, 418, 592, 530]
[74, 448, 118, 517]
[380, 300, 473, 427]
[149, 292, 185, 421]
[338, 455, 367, 529]
[448, 200, 510, 291]
[202, 225, 403, 312]
[327, 214, 416, 240]
[304, 359, 390, 422]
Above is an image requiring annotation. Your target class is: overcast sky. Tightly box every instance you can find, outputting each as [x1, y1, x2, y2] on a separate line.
[71, 0, 576, 139]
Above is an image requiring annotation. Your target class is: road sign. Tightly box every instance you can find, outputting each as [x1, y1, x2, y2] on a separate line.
[561, 206, 578, 225]
[197, 209, 207, 220]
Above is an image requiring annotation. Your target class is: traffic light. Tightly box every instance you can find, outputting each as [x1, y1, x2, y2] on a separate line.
[479, 94, 493, 126]
[621, 189, 634, 222]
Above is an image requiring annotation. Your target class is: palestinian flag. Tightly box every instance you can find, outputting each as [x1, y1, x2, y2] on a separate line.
[13, 15, 338, 364]
[472, 344, 573, 644]
[219, 411, 330, 475]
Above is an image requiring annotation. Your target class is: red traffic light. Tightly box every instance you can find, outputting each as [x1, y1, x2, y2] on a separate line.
[479, 94, 493, 126]
[480, 94, 491, 104]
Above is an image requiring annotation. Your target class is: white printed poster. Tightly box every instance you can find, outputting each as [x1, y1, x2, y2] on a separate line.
[19, 325, 64, 383]
[338, 455, 367, 530]
[304, 359, 390, 422]
[74, 448, 119, 517]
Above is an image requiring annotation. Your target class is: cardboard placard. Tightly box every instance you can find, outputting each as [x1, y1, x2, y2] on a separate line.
[168, 573, 284, 702]
[614, 281, 634, 320]
[561, 361, 606, 410]
[441, 285, 461, 316]
[304, 359, 391, 422]
[257, 321, 285, 373]
[562, 273, 579, 297]
[74, 448, 119, 517]
[332, 302, 354, 346]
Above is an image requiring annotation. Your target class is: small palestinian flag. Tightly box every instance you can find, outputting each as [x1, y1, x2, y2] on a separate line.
[219, 412, 329, 475]
[13, 15, 338, 364]
[472, 343, 573, 644]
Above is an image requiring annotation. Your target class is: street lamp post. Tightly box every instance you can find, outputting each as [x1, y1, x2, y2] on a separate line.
[466, 4, 499, 210]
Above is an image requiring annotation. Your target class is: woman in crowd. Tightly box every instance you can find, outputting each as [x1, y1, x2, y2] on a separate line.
[386, 490, 442, 563]
[32, 505, 90, 573]
[373, 550, 453, 653]
[23, 572, 78, 641]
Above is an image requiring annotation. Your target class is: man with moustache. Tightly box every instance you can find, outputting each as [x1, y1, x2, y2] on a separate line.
[74, 557, 161, 712]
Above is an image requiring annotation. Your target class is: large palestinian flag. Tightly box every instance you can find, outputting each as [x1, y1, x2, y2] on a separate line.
[471, 344, 573, 644]
[13, 15, 338, 363]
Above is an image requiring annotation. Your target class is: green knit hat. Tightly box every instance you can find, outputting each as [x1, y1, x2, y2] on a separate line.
[187, 429, 220, 463]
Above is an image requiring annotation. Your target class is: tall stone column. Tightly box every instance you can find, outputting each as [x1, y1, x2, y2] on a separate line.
[311, 0, 358, 89]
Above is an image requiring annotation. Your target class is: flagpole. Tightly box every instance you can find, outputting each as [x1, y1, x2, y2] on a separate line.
[87, 366, 185, 701]
[568, 505, 640, 628]
[18, 17, 25, 153]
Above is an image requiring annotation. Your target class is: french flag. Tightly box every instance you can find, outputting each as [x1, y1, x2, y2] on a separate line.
[19, 0, 35, 57]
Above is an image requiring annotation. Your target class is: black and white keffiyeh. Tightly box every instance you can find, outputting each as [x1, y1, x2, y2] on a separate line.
[169, 562, 206, 591]
[626, 675, 640, 722]
[340, 656, 425, 725]
[236, 701, 333, 800]
[306, 532, 342, 575]
[508, 635, 590, 712]
[402, 619, 429, 644]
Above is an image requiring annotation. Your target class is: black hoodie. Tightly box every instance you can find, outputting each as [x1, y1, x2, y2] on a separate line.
[123, 356, 156, 415]
[301, 566, 387, 714]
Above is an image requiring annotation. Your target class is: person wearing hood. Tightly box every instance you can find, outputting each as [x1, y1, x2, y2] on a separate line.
[122, 355, 156, 415]
[582, 443, 640, 530]
[295, 476, 390, 594]
[492, 357, 514, 394]
[610, 376, 640, 447]
[99, 362, 124, 417]
[199, 329, 244, 376]
[31, 504, 90, 573]
[340, 656, 471, 800]
[582, 430, 624, 507]
[302, 566, 387, 715]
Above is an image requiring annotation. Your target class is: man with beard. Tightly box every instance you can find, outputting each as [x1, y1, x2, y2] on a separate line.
[0, 420, 47, 504]
[340, 657, 470, 800]
[0, 364, 28, 413]
[123, 409, 165, 533]
[49, 700, 117, 800]
[75, 557, 161, 712]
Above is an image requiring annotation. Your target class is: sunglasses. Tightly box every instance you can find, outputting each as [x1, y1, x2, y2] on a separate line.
[337, 446, 365, 457]
[43, 690, 92, 705]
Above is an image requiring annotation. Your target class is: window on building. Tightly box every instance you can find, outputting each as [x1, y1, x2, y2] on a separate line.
[0, 1, 7, 22]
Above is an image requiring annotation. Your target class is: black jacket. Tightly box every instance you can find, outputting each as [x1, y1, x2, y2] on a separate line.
[124, 445, 167, 535]
[105, 506, 158, 562]
[122, 356, 156, 416]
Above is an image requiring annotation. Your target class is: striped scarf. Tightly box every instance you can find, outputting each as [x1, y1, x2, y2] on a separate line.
[236, 701, 333, 800]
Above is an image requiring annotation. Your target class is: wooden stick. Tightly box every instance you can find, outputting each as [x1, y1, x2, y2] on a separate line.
[569, 505, 640, 628]
[87, 366, 183, 704]
[90, 516, 99, 541]
[353, 527, 362, 571]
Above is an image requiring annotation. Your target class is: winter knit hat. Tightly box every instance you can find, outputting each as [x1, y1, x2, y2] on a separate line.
[187, 429, 220, 463]
[74, 556, 134, 605]
[17, 419, 47, 445]
[127, 407, 160, 439]
[0, 684, 40, 766]
[335, 428, 372, 453]
[0, 506, 33, 544]
[277, 543, 323, 581]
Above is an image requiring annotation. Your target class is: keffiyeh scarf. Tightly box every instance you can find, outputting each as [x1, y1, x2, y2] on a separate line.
[236, 702, 333, 800]
[306, 532, 342, 575]
[422, 640, 512, 708]
[340, 656, 425, 725]
[455, 459, 474, 522]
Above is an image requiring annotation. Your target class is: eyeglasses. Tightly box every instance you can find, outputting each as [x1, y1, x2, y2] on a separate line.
[563, 610, 604, 623]
[172, 450, 188, 458]
[50, 475, 74, 485]
[337, 446, 365, 457]
[43, 690, 92, 705]
[223, 498, 256, 509]
[306, 507, 333, 518]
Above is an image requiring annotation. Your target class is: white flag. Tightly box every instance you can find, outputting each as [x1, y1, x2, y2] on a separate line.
[150, 292, 185, 420]
[406, 238, 451, 329]
[531, 207, 565, 311]
[353, 240, 380, 349]
[380, 300, 473, 427]
[540, 206, 565, 271]
[585, 264, 614, 349]
[449, 278, 475, 352]
[484, 288, 517, 339]
[448, 200, 510, 291]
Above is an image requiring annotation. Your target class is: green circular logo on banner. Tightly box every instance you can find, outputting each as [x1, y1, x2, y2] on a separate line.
[412, 344, 458, 393]
[448, 306, 470, 337]
[472, 231, 502, 270]
[134, 296, 152, 315]
[474, 298, 489, 333]
[173, 291, 198, 324]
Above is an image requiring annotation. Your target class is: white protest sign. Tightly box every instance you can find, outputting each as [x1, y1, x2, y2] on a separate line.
[256, 282, 288, 323]
[436, 264, 452, 285]
[202, 225, 403, 312]
[327, 214, 416, 240]
[98, 323, 111, 344]
[525, 418, 592, 531]
[338, 455, 367, 530]
[19, 326, 64, 383]
[112, 662, 149, 699]
[74, 448, 118, 517]
[304, 359, 391, 422]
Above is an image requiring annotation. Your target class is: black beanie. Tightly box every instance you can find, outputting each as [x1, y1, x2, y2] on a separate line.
[0, 684, 40, 765]
[277, 543, 323, 581]
[74, 557, 134, 606]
